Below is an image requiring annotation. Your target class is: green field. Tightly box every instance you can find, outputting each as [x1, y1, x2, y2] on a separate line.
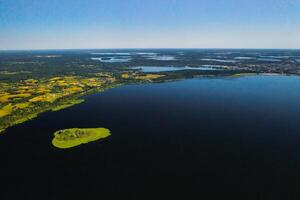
[52, 128, 111, 149]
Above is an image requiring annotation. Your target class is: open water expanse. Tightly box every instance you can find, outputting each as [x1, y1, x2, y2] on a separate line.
[1, 75, 300, 199]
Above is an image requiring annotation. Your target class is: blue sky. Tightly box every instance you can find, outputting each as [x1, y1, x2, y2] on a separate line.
[0, 0, 300, 49]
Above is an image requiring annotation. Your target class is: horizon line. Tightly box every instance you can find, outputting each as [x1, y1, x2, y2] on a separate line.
[1, 47, 300, 51]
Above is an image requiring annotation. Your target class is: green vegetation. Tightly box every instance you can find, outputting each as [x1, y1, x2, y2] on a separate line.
[51, 99, 84, 111]
[0, 50, 263, 133]
[0, 49, 297, 135]
[52, 128, 111, 149]
[0, 72, 165, 133]
[230, 73, 258, 78]
[0, 75, 115, 133]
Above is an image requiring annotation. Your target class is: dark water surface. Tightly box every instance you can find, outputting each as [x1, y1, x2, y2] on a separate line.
[1, 76, 300, 200]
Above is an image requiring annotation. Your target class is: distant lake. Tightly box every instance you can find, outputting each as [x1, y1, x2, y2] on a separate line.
[234, 56, 255, 60]
[201, 58, 236, 63]
[132, 66, 221, 72]
[144, 55, 176, 61]
[91, 56, 131, 63]
[257, 58, 281, 62]
[1, 75, 300, 199]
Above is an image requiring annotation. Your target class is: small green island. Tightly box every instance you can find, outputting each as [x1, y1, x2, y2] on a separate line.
[52, 128, 111, 149]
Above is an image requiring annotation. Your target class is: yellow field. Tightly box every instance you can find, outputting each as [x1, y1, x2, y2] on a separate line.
[0, 92, 11, 103]
[24, 79, 38, 84]
[121, 73, 130, 79]
[18, 86, 30, 89]
[0, 109, 9, 117]
[81, 78, 103, 87]
[0, 104, 14, 118]
[0, 73, 129, 132]
[49, 77, 62, 81]
[35, 86, 51, 94]
[63, 86, 84, 94]
[0, 93, 31, 103]
[230, 73, 257, 77]
[135, 74, 165, 80]
[29, 93, 61, 103]
[15, 102, 31, 109]
[15, 89, 28, 93]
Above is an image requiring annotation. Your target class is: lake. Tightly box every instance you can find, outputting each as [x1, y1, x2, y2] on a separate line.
[132, 66, 221, 72]
[1, 75, 300, 199]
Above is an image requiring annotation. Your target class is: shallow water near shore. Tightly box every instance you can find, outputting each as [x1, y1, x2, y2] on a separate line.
[1, 75, 300, 199]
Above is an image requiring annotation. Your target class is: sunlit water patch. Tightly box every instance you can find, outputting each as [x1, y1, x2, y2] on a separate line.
[260, 55, 291, 59]
[145, 55, 176, 61]
[135, 52, 157, 55]
[257, 58, 281, 62]
[91, 57, 131, 63]
[201, 58, 236, 63]
[35, 55, 62, 58]
[91, 52, 131, 55]
[234, 57, 255, 60]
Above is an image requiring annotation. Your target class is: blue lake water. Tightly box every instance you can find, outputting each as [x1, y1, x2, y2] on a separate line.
[144, 55, 176, 61]
[1, 75, 300, 199]
[91, 57, 131, 63]
[257, 58, 281, 62]
[132, 66, 221, 72]
[234, 56, 255, 60]
[201, 58, 236, 63]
